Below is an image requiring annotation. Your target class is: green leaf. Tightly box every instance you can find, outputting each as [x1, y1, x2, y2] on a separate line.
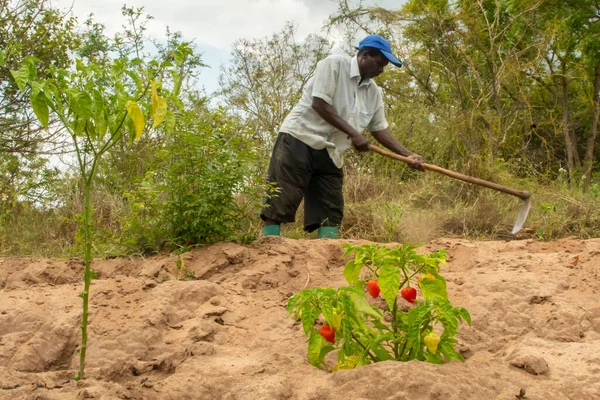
[423, 351, 445, 364]
[30, 91, 49, 128]
[320, 343, 335, 364]
[455, 307, 472, 326]
[30, 81, 44, 97]
[308, 333, 330, 368]
[0, 50, 5, 67]
[404, 308, 426, 361]
[165, 110, 176, 133]
[174, 50, 185, 66]
[438, 342, 464, 363]
[67, 90, 93, 121]
[91, 89, 107, 140]
[343, 259, 362, 287]
[127, 70, 143, 93]
[301, 302, 320, 336]
[348, 291, 382, 318]
[11, 64, 30, 92]
[419, 270, 448, 301]
[321, 302, 333, 325]
[286, 293, 301, 316]
[371, 343, 394, 362]
[379, 263, 401, 310]
[170, 70, 182, 96]
[126, 100, 145, 140]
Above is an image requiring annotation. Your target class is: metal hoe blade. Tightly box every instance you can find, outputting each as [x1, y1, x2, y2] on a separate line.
[511, 196, 532, 234]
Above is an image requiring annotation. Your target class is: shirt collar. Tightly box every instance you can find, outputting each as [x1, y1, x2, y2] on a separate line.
[351, 55, 372, 86]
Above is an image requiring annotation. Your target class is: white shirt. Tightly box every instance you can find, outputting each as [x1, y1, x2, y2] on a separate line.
[279, 54, 389, 168]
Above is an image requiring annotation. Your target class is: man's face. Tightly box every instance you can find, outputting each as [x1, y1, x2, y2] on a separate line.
[358, 51, 389, 80]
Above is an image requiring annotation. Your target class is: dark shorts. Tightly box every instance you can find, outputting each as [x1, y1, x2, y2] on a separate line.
[260, 132, 344, 232]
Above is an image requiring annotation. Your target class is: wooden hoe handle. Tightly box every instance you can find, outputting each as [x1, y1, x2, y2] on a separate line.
[368, 144, 531, 201]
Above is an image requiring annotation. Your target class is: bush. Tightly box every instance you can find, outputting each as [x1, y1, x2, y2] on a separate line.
[119, 108, 265, 251]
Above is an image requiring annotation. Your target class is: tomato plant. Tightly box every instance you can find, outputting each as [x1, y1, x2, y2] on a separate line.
[287, 243, 471, 370]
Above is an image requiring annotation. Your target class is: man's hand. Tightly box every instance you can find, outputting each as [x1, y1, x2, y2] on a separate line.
[407, 154, 425, 171]
[351, 134, 370, 152]
[371, 129, 425, 168]
[312, 98, 371, 152]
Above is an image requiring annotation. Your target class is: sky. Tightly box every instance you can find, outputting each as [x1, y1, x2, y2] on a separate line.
[49, 0, 401, 94]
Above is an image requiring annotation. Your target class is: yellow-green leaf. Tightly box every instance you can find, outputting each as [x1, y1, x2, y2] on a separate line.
[152, 96, 167, 129]
[343, 259, 362, 287]
[126, 100, 145, 140]
[333, 355, 360, 371]
[150, 80, 167, 128]
[151, 80, 159, 115]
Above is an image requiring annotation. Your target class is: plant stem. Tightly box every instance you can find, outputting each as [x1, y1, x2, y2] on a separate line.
[76, 155, 99, 380]
[398, 339, 408, 361]
[351, 333, 378, 362]
[76, 175, 93, 380]
[391, 299, 399, 358]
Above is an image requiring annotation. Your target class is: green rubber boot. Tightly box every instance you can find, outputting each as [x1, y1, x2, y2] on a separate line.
[263, 224, 281, 237]
[317, 226, 340, 239]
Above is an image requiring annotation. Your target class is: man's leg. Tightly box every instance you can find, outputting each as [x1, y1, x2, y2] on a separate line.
[262, 219, 281, 236]
[260, 132, 312, 236]
[303, 149, 344, 238]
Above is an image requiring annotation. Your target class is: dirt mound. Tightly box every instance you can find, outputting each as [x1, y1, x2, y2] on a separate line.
[1, 237, 599, 399]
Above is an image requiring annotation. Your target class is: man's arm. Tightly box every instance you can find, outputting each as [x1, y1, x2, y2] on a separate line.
[312, 97, 369, 152]
[371, 128, 424, 170]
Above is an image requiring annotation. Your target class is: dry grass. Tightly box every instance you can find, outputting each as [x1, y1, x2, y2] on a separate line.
[258, 167, 600, 244]
[2, 169, 600, 257]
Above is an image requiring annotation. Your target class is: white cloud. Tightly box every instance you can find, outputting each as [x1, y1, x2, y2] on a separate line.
[51, 0, 338, 49]
[48, 0, 403, 93]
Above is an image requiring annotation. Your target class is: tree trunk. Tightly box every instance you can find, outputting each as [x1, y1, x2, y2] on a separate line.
[583, 64, 600, 193]
[560, 72, 579, 182]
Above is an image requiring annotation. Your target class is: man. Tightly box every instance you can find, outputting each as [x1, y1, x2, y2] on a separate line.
[261, 34, 424, 239]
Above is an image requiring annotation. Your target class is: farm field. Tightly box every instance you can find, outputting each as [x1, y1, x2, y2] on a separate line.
[1, 237, 599, 400]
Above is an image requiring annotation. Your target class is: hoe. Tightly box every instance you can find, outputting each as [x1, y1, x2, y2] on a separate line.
[369, 144, 531, 234]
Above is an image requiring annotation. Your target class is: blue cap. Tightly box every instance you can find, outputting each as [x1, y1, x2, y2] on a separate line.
[358, 35, 402, 68]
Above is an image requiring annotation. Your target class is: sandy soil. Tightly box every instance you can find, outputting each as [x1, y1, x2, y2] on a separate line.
[1, 237, 599, 400]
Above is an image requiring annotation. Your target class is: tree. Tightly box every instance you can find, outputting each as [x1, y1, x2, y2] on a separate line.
[0, 0, 80, 215]
[329, 0, 600, 187]
[219, 22, 331, 154]
[0, 0, 80, 153]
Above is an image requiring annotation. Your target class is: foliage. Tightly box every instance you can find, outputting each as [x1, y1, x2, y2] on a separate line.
[287, 243, 471, 370]
[3, 0, 600, 259]
[118, 107, 265, 251]
[0, 0, 81, 218]
[10, 32, 192, 378]
[219, 22, 331, 156]
[330, 0, 600, 189]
